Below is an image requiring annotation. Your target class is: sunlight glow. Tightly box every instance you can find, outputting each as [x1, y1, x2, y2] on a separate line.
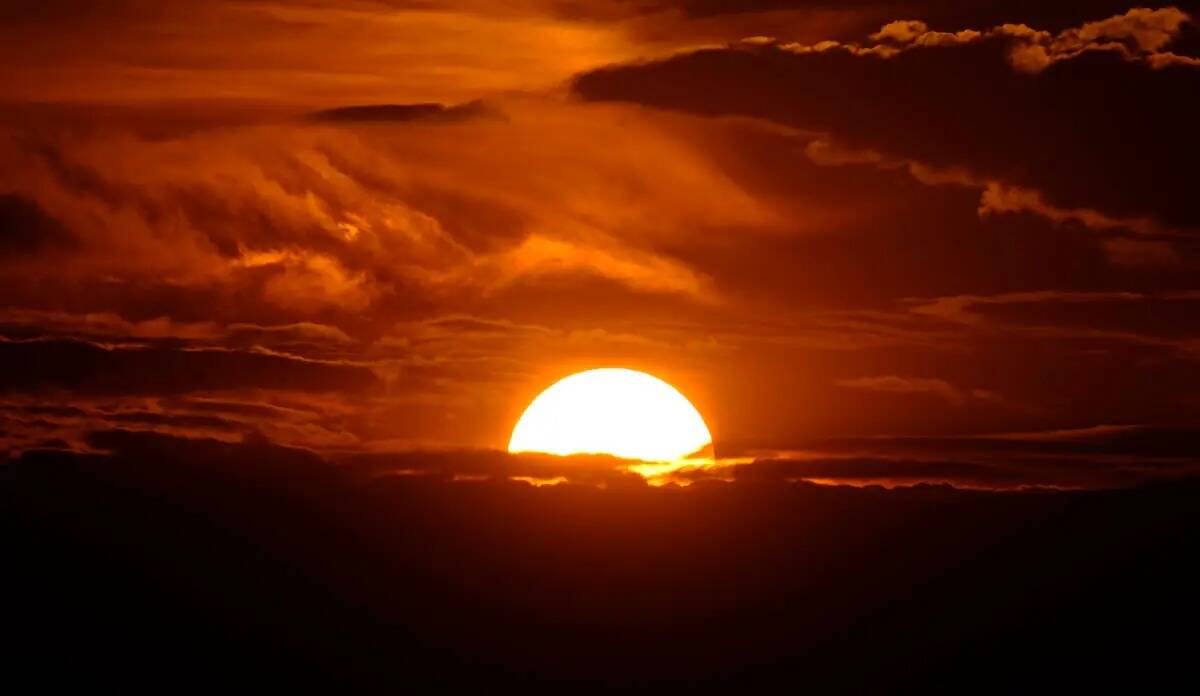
[508, 368, 712, 463]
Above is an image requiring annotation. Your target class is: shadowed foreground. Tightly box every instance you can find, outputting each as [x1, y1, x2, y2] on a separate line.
[5, 431, 1197, 691]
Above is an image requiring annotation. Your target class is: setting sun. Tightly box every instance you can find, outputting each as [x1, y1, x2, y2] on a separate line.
[508, 368, 712, 462]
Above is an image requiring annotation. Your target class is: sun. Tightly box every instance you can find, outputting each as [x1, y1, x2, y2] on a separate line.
[508, 368, 712, 462]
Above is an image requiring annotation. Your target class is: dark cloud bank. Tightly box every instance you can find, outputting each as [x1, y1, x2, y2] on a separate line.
[0, 339, 379, 395]
[5, 430, 1198, 689]
[574, 8, 1200, 228]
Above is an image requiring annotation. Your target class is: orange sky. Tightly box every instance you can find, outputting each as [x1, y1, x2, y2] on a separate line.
[2, 1, 1199, 489]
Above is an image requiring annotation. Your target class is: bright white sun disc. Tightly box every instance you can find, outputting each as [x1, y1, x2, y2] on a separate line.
[508, 368, 712, 462]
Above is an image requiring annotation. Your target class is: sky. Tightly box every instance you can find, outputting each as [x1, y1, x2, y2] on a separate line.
[2, 0, 1199, 490]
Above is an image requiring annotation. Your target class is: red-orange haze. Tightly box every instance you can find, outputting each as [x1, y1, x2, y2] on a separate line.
[1, 1, 1199, 490]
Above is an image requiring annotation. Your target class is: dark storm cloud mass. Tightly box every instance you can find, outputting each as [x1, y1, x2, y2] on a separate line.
[574, 7, 1200, 228]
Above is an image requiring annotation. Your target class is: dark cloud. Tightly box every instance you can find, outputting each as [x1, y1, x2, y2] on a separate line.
[103, 410, 245, 431]
[835, 375, 1000, 406]
[0, 339, 379, 396]
[0, 194, 73, 257]
[701, 421, 1200, 490]
[574, 10, 1200, 228]
[675, 0, 1196, 36]
[340, 448, 652, 487]
[159, 396, 316, 419]
[968, 293, 1200, 339]
[729, 456, 1029, 486]
[13, 404, 91, 418]
[807, 424, 1200, 461]
[308, 100, 500, 124]
[649, 125, 1135, 307]
[917, 0, 1195, 31]
[4, 431, 1198, 688]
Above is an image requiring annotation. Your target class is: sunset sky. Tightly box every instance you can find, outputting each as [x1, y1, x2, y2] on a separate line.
[6, 3, 1200, 690]
[3, 0, 1199, 490]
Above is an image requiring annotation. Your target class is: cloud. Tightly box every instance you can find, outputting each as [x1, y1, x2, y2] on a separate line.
[729, 455, 1026, 487]
[0, 1, 655, 105]
[341, 448, 649, 488]
[0, 194, 74, 257]
[308, 100, 501, 124]
[488, 235, 715, 301]
[225, 322, 354, 346]
[0, 98, 768, 333]
[712, 422, 1200, 489]
[835, 375, 1000, 407]
[102, 410, 245, 431]
[976, 182, 1163, 235]
[802, 136, 1177, 256]
[905, 290, 1200, 341]
[674, 1, 1181, 31]
[812, 424, 1200, 459]
[2, 93, 1195, 455]
[21, 410, 1200, 492]
[574, 7, 1200, 230]
[0, 339, 380, 396]
[777, 7, 1194, 72]
[1035, 6, 1194, 64]
[32, 419, 1200, 492]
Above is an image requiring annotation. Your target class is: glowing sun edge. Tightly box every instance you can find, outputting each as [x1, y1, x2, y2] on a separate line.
[508, 368, 718, 484]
